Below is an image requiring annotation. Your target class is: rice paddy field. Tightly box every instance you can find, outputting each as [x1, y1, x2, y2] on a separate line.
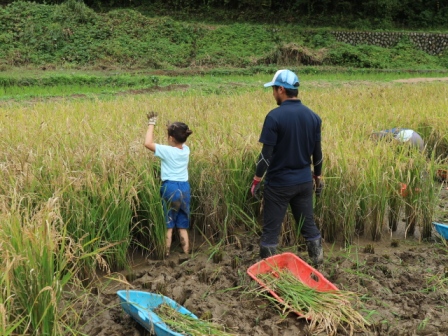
[1, 72, 448, 335]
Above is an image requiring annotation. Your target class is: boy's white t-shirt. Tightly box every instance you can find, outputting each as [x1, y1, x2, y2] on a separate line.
[154, 144, 190, 182]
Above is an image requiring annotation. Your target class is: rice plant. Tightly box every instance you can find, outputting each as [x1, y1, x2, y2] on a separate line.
[133, 165, 167, 259]
[155, 303, 237, 336]
[256, 269, 371, 335]
[0, 77, 447, 333]
[0, 196, 94, 335]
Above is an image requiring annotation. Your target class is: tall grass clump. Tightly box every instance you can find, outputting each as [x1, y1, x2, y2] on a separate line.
[59, 171, 136, 276]
[133, 164, 167, 259]
[363, 143, 396, 241]
[394, 146, 440, 239]
[1, 99, 141, 277]
[311, 82, 446, 244]
[0, 196, 93, 335]
[186, 93, 264, 244]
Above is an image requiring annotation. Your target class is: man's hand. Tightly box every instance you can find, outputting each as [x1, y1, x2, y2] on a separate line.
[251, 177, 262, 200]
[313, 175, 323, 197]
[147, 111, 158, 125]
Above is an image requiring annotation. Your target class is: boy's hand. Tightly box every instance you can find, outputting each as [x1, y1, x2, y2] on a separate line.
[147, 111, 158, 125]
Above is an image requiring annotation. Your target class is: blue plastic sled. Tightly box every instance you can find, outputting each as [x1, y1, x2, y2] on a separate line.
[433, 222, 448, 240]
[117, 290, 198, 336]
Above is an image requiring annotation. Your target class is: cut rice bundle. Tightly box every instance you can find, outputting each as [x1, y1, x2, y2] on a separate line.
[155, 303, 238, 336]
[258, 269, 370, 335]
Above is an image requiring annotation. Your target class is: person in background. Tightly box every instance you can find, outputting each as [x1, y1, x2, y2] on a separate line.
[250, 69, 324, 267]
[371, 128, 424, 152]
[144, 112, 193, 257]
[371, 128, 425, 235]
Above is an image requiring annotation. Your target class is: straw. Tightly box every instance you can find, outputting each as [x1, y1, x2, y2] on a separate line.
[257, 269, 370, 335]
[155, 304, 237, 336]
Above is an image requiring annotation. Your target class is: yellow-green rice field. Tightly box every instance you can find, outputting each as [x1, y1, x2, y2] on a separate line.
[1, 78, 447, 335]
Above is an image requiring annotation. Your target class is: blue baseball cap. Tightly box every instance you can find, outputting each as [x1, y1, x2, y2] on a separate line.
[264, 69, 300, 89]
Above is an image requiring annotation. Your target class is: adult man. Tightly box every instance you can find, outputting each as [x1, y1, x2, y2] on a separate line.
[250, 69, 324, 267]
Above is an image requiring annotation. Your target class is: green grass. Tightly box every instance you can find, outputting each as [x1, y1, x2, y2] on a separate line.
[1, 67, 447, 101]
[0, 84, 119, 99]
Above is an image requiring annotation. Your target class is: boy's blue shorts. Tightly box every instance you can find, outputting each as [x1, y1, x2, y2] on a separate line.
[160, 181, 190, 229]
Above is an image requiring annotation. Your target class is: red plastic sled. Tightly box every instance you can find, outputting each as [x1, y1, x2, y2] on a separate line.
[247, 252, 338, 317]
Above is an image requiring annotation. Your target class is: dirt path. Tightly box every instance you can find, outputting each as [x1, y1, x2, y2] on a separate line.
[393, 77, 448, 83]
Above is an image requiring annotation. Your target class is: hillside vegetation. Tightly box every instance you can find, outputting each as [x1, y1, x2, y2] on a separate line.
[3, 0, 448, 29]
[1, 0, 447, 71]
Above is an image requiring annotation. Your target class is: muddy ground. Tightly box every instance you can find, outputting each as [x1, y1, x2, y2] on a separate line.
[81, 182, 448, 336]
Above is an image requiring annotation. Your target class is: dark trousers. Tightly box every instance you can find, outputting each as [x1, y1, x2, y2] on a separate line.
[261, 182, 321, 247]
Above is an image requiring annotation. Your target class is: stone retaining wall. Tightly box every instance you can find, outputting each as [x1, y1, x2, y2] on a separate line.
[329, 31, 448, 55]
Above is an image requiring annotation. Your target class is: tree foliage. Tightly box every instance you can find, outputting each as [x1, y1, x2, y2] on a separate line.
[2, 0, 445, 28]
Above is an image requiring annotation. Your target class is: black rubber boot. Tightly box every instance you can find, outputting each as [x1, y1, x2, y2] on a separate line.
[305, 238, 323, 268]
[259, 245, 277, 259]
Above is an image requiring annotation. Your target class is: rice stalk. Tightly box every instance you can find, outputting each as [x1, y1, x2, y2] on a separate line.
[155, 303, 237, 336]
[133, 164, 167, 259]
[0, 196, 94, 335]
[257, 269, 370, 336]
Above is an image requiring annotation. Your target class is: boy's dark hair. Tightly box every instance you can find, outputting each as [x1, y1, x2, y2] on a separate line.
[273, 85, 298, 98]
[167, 122, 192, 143]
